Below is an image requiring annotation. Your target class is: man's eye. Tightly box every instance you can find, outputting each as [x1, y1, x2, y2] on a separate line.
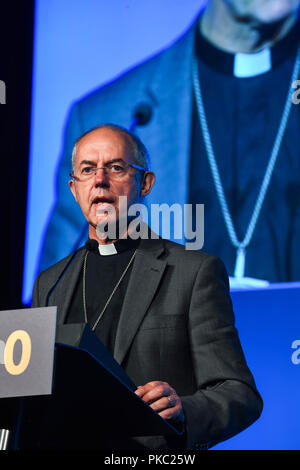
[82, 167, 95, 174]
[110, 164, 125, 172]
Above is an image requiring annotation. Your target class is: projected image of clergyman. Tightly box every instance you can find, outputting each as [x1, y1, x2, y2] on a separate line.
[37, 0, 300, 288]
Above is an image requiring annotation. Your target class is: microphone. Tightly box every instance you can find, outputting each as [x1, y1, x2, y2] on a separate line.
[85, 239, 99, 252]
[129, 103, 152, 132]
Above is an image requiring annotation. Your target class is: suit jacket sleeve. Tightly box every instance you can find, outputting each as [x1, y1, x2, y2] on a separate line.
[176, 256, 263, 450]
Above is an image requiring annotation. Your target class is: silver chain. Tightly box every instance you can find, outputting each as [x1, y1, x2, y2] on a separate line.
[192, 47, 300, 276]
[83, 248, 137, 331]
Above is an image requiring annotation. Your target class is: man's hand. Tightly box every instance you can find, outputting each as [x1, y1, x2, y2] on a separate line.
[135, 380, 184, 423]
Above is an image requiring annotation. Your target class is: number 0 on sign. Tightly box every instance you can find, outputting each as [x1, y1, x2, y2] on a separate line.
[4, 330, 32, 376]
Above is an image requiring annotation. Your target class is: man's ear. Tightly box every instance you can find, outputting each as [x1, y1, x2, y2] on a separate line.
[140, 171, 155, 197]
[69, 179, 78, 203]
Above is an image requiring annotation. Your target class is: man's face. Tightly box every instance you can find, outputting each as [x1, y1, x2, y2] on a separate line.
[69, 128, 154, 238]
[223, 0, 300, 24]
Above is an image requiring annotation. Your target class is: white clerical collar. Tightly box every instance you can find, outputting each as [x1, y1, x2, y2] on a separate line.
[233, 48, 271, 78]
[98, 243, 118, 256]
[85, 237, 140, 256]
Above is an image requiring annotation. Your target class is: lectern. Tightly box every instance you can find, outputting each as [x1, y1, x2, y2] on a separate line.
[0, 315, 181, 450]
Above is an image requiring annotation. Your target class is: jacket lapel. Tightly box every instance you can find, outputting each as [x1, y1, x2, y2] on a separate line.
[48, 249, 86, 324]
[113, 239, 167, 365]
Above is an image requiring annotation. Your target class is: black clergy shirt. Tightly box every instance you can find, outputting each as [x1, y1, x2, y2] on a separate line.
[189, 20, 300, 282]
[66, 238, 140, 355]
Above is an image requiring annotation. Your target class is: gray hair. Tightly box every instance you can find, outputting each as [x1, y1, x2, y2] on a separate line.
[71, 123, 150, 172]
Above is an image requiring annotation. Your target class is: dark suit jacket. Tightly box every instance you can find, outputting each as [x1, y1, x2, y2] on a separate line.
[32, 237, 263, 450]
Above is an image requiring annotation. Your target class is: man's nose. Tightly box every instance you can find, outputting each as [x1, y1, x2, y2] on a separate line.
[94, 167, 109, 186]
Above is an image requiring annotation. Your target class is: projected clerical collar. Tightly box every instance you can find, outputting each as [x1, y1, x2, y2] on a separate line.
[195, 17, 300, 78]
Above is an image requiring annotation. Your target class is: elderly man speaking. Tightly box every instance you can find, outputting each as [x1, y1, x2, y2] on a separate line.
[32, 124, 262, 450]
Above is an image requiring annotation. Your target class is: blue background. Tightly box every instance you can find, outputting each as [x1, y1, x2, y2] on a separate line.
[214, 283, 300, 450]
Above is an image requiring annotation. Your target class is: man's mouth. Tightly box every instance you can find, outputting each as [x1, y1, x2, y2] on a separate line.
[92, 196, 115, 215]
[92, 196, 114, 204]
